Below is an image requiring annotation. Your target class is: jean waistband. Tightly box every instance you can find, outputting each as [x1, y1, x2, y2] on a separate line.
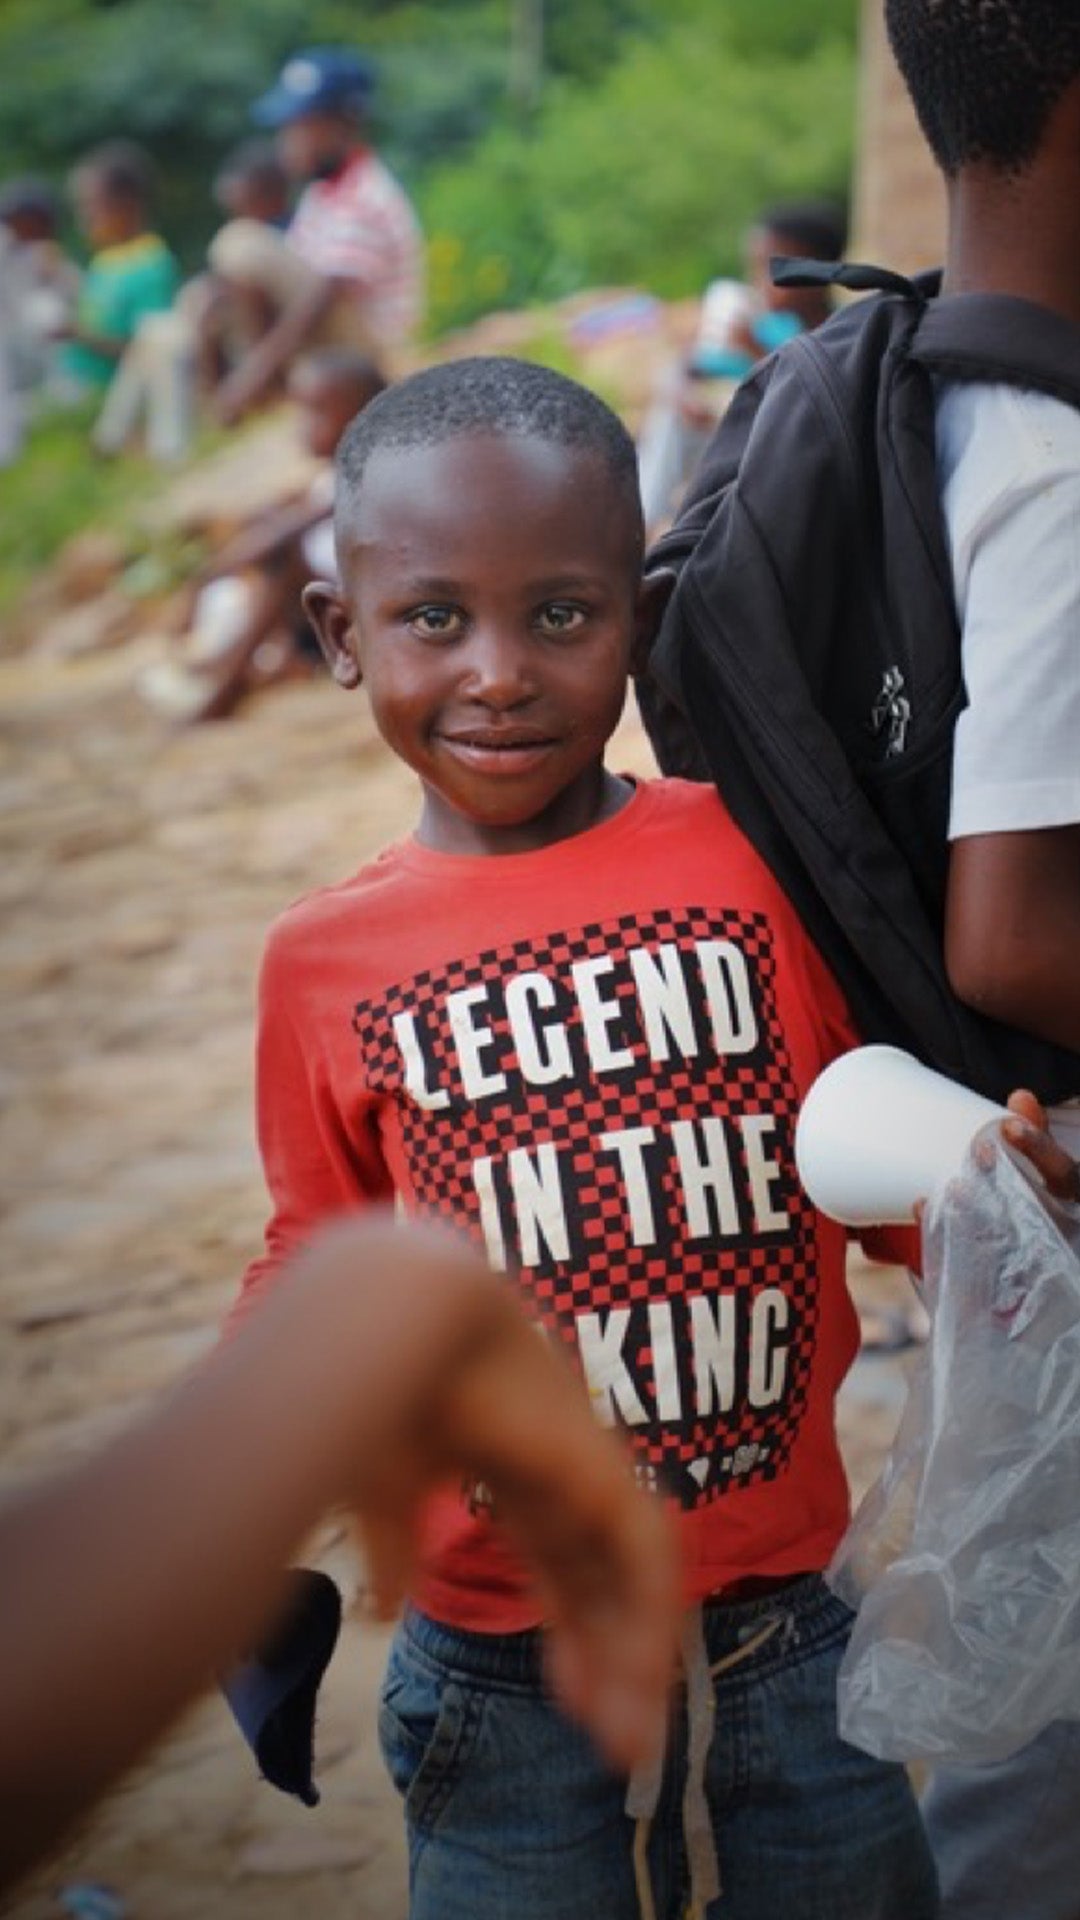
[703, 1569, 814, 1610]
[696, 1573, 846, 1673]
[403, 1573, 842, 1692]
[402, 1606, 547, 1688]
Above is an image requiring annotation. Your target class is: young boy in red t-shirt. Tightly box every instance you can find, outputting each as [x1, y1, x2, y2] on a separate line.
[236, 355, 938, 1919]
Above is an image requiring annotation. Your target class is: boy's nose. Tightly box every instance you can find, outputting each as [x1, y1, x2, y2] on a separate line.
[460, 628, 537, 706]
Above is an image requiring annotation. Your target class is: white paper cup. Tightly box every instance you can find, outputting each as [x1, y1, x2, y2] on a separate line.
[795, 1045, 1008, 1226]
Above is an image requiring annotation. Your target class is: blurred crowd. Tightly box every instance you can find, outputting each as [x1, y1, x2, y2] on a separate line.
[0, 41, 853, 732]
[0, 47, 422, 470]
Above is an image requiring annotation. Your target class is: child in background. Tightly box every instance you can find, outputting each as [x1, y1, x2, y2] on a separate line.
[0, 177, 80, 412]
[638, 200, 845, 537]
[138, 347, 384, 723]
[93, 140, 294, 464]
[59, 140, 178, 401]
[237, 354, 937, 1919]
[214, 139, 292, 232]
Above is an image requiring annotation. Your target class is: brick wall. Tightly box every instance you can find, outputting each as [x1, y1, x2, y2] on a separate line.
[851, 0, 947, 275]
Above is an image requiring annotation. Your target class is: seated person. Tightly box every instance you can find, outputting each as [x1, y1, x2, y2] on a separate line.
[138, 347, 384, 723]
[95, 140, 294, 462]
[208, 46, 424, 427]
[196, 140, 293, 395]
[58, 141, 179, 412]
[638, 199, 846, 536]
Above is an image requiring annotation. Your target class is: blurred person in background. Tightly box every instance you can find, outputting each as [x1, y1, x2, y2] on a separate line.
[59, 140, 178, 410]
[0, 176, 80, 436]
[638, 199, 846, 537]
[92, 139, 295, 463]
[137, 347, 385, 722]
[210, 47, 423, 429]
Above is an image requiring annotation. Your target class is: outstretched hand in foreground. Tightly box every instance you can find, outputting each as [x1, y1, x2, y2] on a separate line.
[0, 1215, 678, 1893]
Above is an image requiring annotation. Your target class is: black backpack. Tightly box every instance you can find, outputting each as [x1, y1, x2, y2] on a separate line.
[639, 263, 1080, 1104]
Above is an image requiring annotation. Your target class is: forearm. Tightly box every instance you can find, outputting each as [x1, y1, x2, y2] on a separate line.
[0, 1217, 499, 1884]
[202, 497, 323, 582]
[71, 326, 126, 363]
[226, 277, 340, 406]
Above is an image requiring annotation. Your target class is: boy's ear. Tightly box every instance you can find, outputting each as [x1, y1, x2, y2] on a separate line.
[631, 567, 677, 679]
[302, 580, 362, 689]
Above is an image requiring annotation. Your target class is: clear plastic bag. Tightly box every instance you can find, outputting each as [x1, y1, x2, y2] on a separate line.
[828, 1123, 1080, 1766]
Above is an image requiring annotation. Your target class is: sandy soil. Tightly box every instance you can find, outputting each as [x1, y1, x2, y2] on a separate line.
[0, 645, 920, 1920]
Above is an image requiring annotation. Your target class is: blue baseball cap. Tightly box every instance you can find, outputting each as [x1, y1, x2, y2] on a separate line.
[252, 48, 376, 128]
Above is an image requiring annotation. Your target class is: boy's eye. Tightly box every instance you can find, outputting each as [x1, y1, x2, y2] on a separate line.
[407, 606, 463, 640]
[536, 602, 587, 636]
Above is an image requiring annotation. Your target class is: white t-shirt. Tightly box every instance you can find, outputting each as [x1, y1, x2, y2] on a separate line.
[936, 380, 1080, 840]
[288, 151, 423, 348]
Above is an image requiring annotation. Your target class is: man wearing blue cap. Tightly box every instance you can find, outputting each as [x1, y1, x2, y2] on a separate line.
[212, 47, 423, 426]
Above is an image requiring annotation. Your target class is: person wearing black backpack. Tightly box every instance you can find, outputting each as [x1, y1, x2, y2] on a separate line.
[879, 8, 1080, 1917]
[637, 2, 1080, 1916]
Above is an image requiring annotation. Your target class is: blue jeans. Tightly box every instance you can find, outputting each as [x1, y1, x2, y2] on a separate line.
[922, 1720, 1080, 1919]
[378, 1576, 939, 1920]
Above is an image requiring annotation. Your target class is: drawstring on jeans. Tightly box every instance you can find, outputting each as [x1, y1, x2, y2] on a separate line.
[626, 1603, 784, 1920]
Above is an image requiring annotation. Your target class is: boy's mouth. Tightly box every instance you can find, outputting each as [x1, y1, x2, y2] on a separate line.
[439, 727, 557, 773]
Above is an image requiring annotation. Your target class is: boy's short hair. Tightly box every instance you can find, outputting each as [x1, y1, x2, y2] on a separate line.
[885, 0, 1080, 175]
[74, 139, 156, 208]
[336, 355, 642, 544]
[756, 199, 848, 261]
[0, 175, 59, 228]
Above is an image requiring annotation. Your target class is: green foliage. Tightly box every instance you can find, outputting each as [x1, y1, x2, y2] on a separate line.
[0, 0, 660, 267]
[0, 405, 123, 612]
[422, 6, 856, 332]
[0, 0, 861, 600]
[0, 0, 859, 309]
[0, 1, 500, 266]
[0, 402, 205, 615]
[708, 0, 857, 58]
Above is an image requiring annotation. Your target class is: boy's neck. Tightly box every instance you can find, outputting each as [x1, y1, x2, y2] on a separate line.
[944, 175, 1080, 325]
[942, 86, 1080, 327]
[415, 767, 635, 860]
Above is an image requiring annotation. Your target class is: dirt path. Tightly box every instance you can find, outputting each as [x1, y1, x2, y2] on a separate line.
[0, 650, 916, 1918]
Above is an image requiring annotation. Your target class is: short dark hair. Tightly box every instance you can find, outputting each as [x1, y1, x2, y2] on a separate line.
[336, 355, 642, 544]
[756, 198, 848, 261]
[74, 139, 156, 207]
[885, 0, 1080, 175]
[0, 175, 59, 227]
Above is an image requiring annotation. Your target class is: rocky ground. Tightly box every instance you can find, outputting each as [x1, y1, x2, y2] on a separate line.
[0, 338, 921, 1919]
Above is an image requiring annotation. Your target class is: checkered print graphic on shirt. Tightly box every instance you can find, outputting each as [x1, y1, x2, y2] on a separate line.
[351, 907, 819, 1509]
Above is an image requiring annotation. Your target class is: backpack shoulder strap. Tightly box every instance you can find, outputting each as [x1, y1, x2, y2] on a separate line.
[910, 293, 1080, 407]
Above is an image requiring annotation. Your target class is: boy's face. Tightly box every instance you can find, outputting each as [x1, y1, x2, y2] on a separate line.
[72, 170, 139, 249]
[277, 111, 352, 182]
[4, 209, 53, 244]
[307, 432, 651, 857]
[217, 175, 284, 226]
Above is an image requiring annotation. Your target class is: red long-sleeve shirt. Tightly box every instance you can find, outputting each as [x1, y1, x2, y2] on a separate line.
[235, 778, 909, 1630]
